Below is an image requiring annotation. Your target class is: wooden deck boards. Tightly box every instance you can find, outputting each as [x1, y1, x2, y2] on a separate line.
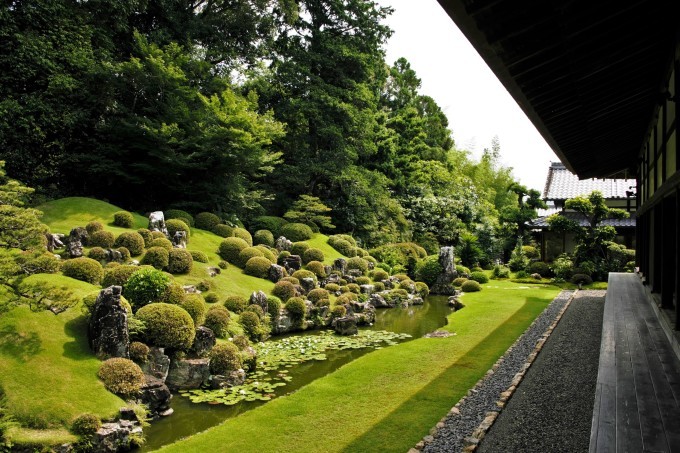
[590, 273, 680, 453]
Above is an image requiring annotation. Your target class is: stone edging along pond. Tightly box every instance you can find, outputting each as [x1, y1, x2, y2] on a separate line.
[410, 289, 577, 453]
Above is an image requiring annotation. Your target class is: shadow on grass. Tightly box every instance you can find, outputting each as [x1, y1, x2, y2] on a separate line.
[62, 316, 91, 360]
[0, 325, 42, 362]
[341, 297, 548, 453]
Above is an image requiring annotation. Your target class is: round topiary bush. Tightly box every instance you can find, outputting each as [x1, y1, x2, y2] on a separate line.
[71, 413, 102, 436]
[141, 246, 170, 270]
[285, 297, 306, 321]
[167, 248, 193, 274]
[245, 304, 266, 321]
[346, 257, 368, 275]
[116, 247, 131, 263]
[253, 229, 274, 247]
[302, 248, 324, 264]
[97, 357, 145, 396]
[470, 271, 489, 284]
[522, 245, 540, 260]
[114, 232, 145, 256]
[245, 256, 272, 279]
[209, 342, 242, 375]
[456, 265, 471, 276]
[166, 219, 191, 239]
[204, 305, 231, 338]
[123, 267, 171, 310]
[160, 282, 186, 305]
[452, 277, 468, 287]
[280, 223, 314, 242]
[232, 228, 253, 246]
[281, 276, 299, 285]
[492, 265, 511, 279]
[88, 247, 109, 262]
[331, 305, 346, 318]
[129, 341, 150, 364]
[165, 209, 194, 227]
[212, 224, 233, 238]
[150, 238, 173, 250]
[336, 293, 358, 305]
[232, 335, 250, 350]
[113, 211, 134, 228]
[237, 247, 264, 268]
[62, 257, 104, 284]
[137, 229, 153, 247]
[239, 311, 263, 342]
[529, 261, 552, 278]
[224, 295, 248, 313]
[290, 241, 310, 257]
[373, 282, 385, 292]
[347, 283, 361, 294]
[204, 292, 219, 304]
[267, 297, 282, 317]
[136, 303, 195, 349]
[195, 212, 222, 231]
[102, 264, 138, 288]
[324, 283, 340, 292]
[328, 237, 356, 257]
[292, 270, 317, 284]
[570, 273, 593, 285]
[355, 276, 370, 285]
[415, 255, 443, 286]
[89, 230, 115, 248]
[86, 221, 104, 235]
[272, 280, 296, 302]
[251, 216, 288, 237]
[305, 260, 326, 278]
[255, 245, 277, 262]
[218, 260, 229, 269]
[461, 280, 482, 292]
[180, 294, 207, 326]
[307, 288, 329, 304]
[218, 237, 249, 263]
[189, 250, 208, 263]
[371, 269, 389, 282]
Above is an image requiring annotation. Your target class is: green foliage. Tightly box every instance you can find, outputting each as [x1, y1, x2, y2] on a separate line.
[141, 246, 170, 270]
[102, 265, 139, 288]
[284, 195, 335, 231]
[508, 241, 529, 272]
[305, 261, 327, 278]
[251, 217, 288, 238]
[123, 267, 171, 309]
[189, 250, 209, 263]
[291, 241, 310, 257]
[415, 255, 443, 286]
[253, 230, 274, 247]
[195, 213, 222, 231]
[522, 245, 539, 260]
[327, 236, 357, 257]
[461, 280, 482, 292]
[209, 343, 242, 375]
[204, 292, 219, 304]
[245, 256, 272, 279]
[166, 219, 191, 239]
[61, 257, 104, 284]
[237, 247, 264, 268]
[136, 303, 195, 350]
[71, 413, 102, 436]
[114, 232, 145, 256]
[129, 342, 150, 364]
[255, 245, 277, 263]
[528, 261, 552, 278]
[137, 229, 153, 247]
[415, 281, 429, 297]
[302, 248, 324, 264]
[285, 297, 306, 321]
[245, 304, 266, 321]
[224, 295, 248, 314]
[280, 223, 314, 242]
[239, 311, 264, 342]
[291, 269, 316, 283]
[355, 276, 370, 285]
[212, 224, 234, 238]
[233, 228, 253, 246]
[150, 238, 173, 250]
[97, 358, 145, 397]
[453, 277, 468, 287]
[470, 271, 489, 284]
[273, 281, 296, 302]
[89, 230, 115, 248]
[113, 211, 134, 228]
[307, 289, 329, 304]
[86, 221, 104, 235]
[204, 305, 231, 338]
[457, 233, 483, 267]
[331, 305, 347, 318]
[167, 249, 193, 274]
[371, 269, 390, 282]
[492, 265, 510, 279]
[218, 237, 249, 263]
[346, 257, 369, 274]
[218, 260, 229, 270]
[571, 274, 593, 285]
[267, 297, 282, 318]
[165, 210, 194, 227]
[550, 255, 574, 280]
[88, 247, 109, 262]
[180, 294, 207, 326]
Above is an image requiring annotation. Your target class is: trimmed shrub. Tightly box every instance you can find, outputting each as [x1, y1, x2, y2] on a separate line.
[452, 277, 468, 287]
[102, 264, 139, 288]
[160, 282, 186, 305]
[137, 229, 153, 248]
[209, 342, 242, 375]
[89, 230, 115, 248]
[461, 280, 482, 292]
[117, 247, 131, 262]
[281, 276, 299, 285]
[280, 223, 314, 242]
[129, 342, 150, 364]
[218, 237, 249, 263]
[522, 245, 540, 260]
[114, 232, 145, 256]
[251, 216, 289, 237]
[492, 265, 511, 279]
[255, 245, 277, 263]
[373, 282, 385, 292]
[305, 260, 326, 278]
[529, 261, 552, 278]
[307, 288, 329, 303]
[180, 294, 207, 326]
[204, 305, 230, 338]
[212, 224, 234, 238]
[331, 305, 346, 318]
[166, 219, 190, 239]
[97, 358, 145, 396]
[123, 267, 171, 309]
[324, 283, 340, 292]
[571, 273, 593, 285]
[302, 248, 324, 264]
[62, 257, 104, 284]
[290, 242, 310, 256]
[253, 229, 274, 247]
[456, 265, 471, 276]
[224, 295, 248, 313]
[285, 297, 306, 321]
[515, 270, 529, 279]
[86, 221, 104, 235]
[267, 297, 282, 317]
[291, 269, 316, 282]
[245, 304, 266, 321]
[277, 250, 291, 265]
[218, 260, 229, 269]
[239, 311, 263, 342]
[165, 209, 194, 227]
[336, 292, 358, 304]
[347, 283, 361, 294]
[415, 255, 443, 286]
[355, 248, 368, 257]
[136, 303, 195, 349]
[273, 280, 296, 302]
[355, 276, 370, 285]
[470, 271, 489, 284]
[315, 298, 330, 307]
[232, 335, 250, 350]
[113, 211, 134, 228]
[371, 269, 390, 282]
[346, 257, 368, 274]
[71, 413, 102, 436]
[189, 250, 208, 263]
[237, 247, 264, 268]
[151, 231, 166, 240]
[88, 247, 108, 262]
[328, 237, 356, 257]
[415, 281, 430, 297]
[141, 247, 169, 270]
[233, 228, 253, 246]
[195, 212, 221, 231]
[204, 292, 219, 304]
[150, 238, 173, 250]
[245, 256, 272, 279]
[196, 279, 213, 292]
[167, 249, 193, 274]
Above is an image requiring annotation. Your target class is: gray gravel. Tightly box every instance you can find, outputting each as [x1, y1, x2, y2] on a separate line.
[423, 289, 598, 453]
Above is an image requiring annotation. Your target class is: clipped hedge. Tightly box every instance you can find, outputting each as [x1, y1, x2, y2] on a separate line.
[285, 297, 306, 321]
[166, 218, 191, 239]
[62, 257, 104, 284]
[85, 221, 104, 235]
[137, 229, 153, 247]
[290, 242, 310, 257]
[136, 303, 195, 350]
[470, 271, 489, 284]
[167, 248, 193, 274]
[114, 232, 145, 256]
[71, 413, 102, 436]
[253, 229, 274, 247]
[237, 246, 264, 268]
[327, 236, 356, 257]
[180, 294, 207, 326]
[224, 295, 248, 313]
[346, 257, 368, 274]
[218, 237, 249, 263]
[461, 280, 482, 292]
[280, 223, 314, 242]
[212, 224, 233, 238]
[307, 288, 329, 304]
[141, 246, 170, 270]
[251, 216, 288, 238]
[195, 212, 221, 231]
[272, 281, 296, 302]
[88, 247, 108, 262]
[305, 261, 326, 278]
[113, 211, 134, 228]
[189, 250, 209, 263]
[150, 238, 173, 250]
[102, 264, 139, 288]
[89, 230, 115, 248]
[255, 245, 277, 263]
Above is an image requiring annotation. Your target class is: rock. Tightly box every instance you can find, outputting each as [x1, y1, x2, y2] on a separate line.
[268, 264, 286, 282]
[274, 310, 294, 335]
[292, 284, 305, 297]
[275, 236, 292, 252]
[326, 273, 341, 284]
[93, 420, 143, 452]
[159, 408, 174, 417]
[300, 277, 316, 294]
[411, 296, 424, 305]
[138, 376, 172, 417]
[347, 269, 363, 278]
[148, 211, 169, 236]
[250, 290, 268, 313]
[430, 246, 459, 295]
[141, 347, 171, 381]
[88, 286, 129, 359]
[360, 284, 375, 295]
[369, 293, 389, 308]
[166, 358, 210, 390]
[424, 330, 454, 338]
[45, 233, 64, 252]
[531, 273, 542, 280]
[190, 326, 216, 358]
[105, 248, 123, 262]
[209, 369, 246, 389]
[283, 255, 302, 272]
[207, 267, 221, 277]
[172, 230, 187, 248]
[400, 280, 416, 294]
[333, 258, 347, 275]
[334, 316, 358, 335]
[66, 227, 88, 258]
[183, 285, 200, 294]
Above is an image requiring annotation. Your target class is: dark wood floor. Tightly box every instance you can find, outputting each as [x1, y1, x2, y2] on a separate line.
[590, 273, 680, 453]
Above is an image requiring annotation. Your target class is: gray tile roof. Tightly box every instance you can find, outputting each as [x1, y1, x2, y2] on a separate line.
[531, 211, 637, 229]
[543, 162, 636, 200]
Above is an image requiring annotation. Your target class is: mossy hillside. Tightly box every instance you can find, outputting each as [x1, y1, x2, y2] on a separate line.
[159, 281, 561, 453]
[38, 197, 148, 235]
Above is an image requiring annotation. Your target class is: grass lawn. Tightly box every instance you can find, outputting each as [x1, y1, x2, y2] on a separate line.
[159, 280, 561, 453]
[38, 197, 148, 235]
[0, 274, 124, 435]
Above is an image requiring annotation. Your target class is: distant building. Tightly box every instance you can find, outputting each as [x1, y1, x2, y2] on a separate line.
[531, 162, 637, 261]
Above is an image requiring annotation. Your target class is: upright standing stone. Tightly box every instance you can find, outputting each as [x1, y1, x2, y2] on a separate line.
[430, 246, 459, 295]
[88, 286, 130, 359]
[67, 227, 88, 258]
[148, 211, 169, 237]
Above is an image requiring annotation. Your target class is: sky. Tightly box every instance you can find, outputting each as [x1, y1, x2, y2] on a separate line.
[375, 0, 559, 191]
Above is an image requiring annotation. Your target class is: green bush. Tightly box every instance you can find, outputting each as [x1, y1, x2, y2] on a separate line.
[204, 305, 230, 338]
[281, 276, 299, 285]
[180, 294, 207, 326]
[196, 280, 213, 293]
[452, 277, 468, 287]
[529, 261, 552, 278]
[267, 297, 282, 317]
[89, 230, 115, 248]
[189, 250, 209, 263]
[373, 282, 385, 292]
[161, 282, 186, 305]
[346, 257, 368, 274]
[166, 219, 191, 239]
[307, 288, 329, 303]
[136, 303, 195, 349]
[331, 305, 346, 318]
[253, 230, 274, 247]
[86, 221, 104, 235]
[97, 358, 145, 396]
[280, 223, 314, 242]
[195, 212, 222, 231]
[71, 413, 102, 436]
[355, 276, 370, 285]
[291, 241, 310, 257]
[237, 246, 264, 268]
[114, 232, 145, 256]
[455, 265, 471, 276]
[371, 269, 390, 282]
[245, 256, 272, 279]
[303, 248, 324, 264]
[314, 298, 330, 307]
[117, 247, 131, 262]
[141, 246, 170, 270]
[292, 269, 317, 283]
[150, 238, 173, 250]
[470, 271, 489, 284]
[123, 267, 171, 309]
[273, 281, 296, 302]
[255, 245, 277, 263]
[151, 231, 166, 240]
[305, 261, 326, 278]
[212, 224, 234, 238]
[233, 228, 253, 246]
[209, 342, 242, 375]
[285, 297, 306, 321]
[251, 216, 288, 237]
[167, 248, 193, 274]
[492, 265, 510, 279]
[218, 237, 249, 263]
[232, 335, 250, 350]
[113, 211, 134, 228]
[165, 209, 194, 227]
[347, 283, 361, 294]
[336, 292, 358, 304]
[88, 247, 109, 262]
[224, 295, 248, 313]
[415, 281, 430, 297]
[415, 255, 443, 286]
[218, 260, 229, 269]
[62, 257, 104, 284]
[461, 280, 482, 292]
[325, 283, 340, 292]
[522, 245, 540, 260]
[204, 292, 219, 304]
[551, 254, 574, 280]
[129, 341, 150, 364]
[328, 237, 356, 257]
[102, 264, 139, 288]
[571, 273, 593, 285]
[515, 270, 530, 279]
[239, 311, 264, 342]
[137, 229, 153, 247]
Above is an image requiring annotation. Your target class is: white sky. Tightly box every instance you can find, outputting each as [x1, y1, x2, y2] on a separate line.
[376, 0, 559, 191]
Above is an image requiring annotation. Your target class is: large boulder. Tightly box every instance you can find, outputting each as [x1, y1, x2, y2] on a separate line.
[360, 284, 375, 295]
[148, 211, 169, 237]
[209, 369, 246, 389]
[430, 246, 459, 295]
[333, 258, 347, 275]
[273, 310, 294, 335]
[138, 376, 172, 417]
[172, 230, 187, 248]
[368, 293, 389, 308]
[275, 236, 292, 252]
[268, 264, 286, 282]
[166, 358, 210, 390]
[88, 286, 129, 359]
[67, 227, 88, 258]
[94, 420, 143, 452]
[140, 347, 170, 382]
[250, 290, 269, 313]
[283, 255, 302, 272]
[334, 316, 358, 335]
[190, 326, 216, 358]
[300, 277, 316, 294]
[45, 233, 64, 253]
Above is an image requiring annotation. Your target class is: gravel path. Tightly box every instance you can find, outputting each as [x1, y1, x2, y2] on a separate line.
[423, 289, 603, 453]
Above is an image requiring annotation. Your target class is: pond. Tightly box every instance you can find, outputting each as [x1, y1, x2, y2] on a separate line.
[140, 295, 452, 451]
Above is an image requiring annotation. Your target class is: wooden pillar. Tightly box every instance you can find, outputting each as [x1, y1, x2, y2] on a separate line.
[676, 189, 680, 329]
[653, 205, 664, 293]
[662, 196, 675, 308]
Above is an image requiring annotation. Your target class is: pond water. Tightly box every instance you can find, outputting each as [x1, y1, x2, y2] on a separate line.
[140, 296, 452, 451]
